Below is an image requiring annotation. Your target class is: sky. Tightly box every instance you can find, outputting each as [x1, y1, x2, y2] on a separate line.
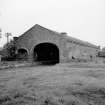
[0, 0, 105, 48]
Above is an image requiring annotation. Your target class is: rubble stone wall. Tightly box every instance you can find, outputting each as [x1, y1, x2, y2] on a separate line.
[14, 25, 100, 63]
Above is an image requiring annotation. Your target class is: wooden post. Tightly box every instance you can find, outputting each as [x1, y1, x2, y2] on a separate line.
[0, 55, 1, 62]
[5, 33, 12, 43]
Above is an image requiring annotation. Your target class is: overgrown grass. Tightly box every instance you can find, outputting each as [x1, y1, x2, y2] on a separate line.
[0, 86, 105, 105]
[0, 63, 105, 105]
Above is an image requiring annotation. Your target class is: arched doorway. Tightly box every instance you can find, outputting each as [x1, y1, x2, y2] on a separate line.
[17, 48, 28, 60]
[34, 43, 59, 64]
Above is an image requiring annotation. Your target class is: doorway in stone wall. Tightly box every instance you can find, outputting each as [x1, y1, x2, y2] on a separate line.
[34, 42, 59, 64]
[17, 48, 28, 60]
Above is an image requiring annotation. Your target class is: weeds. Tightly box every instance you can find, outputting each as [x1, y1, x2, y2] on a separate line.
[0, 95, 12, 104]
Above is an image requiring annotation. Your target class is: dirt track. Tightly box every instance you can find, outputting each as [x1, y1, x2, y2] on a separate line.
[0, 63, 105, 105]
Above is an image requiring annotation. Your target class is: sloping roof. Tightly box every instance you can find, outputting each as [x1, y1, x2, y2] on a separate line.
[65, 34, 99, 48]
[18, 24, 99, 49]
[34, 24, 99, 48]
[15, 24, 63, 43]
[19, 24, 62, 38]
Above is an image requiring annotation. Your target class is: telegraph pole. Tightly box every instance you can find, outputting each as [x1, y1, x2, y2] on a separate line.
[0, 28, 1, 38]
[5, 33, 12, 43]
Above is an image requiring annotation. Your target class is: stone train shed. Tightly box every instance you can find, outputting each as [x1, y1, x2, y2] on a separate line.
[13, 24, 100, 64]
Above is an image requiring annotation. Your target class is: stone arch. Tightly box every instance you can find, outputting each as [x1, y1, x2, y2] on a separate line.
[17, 48, 28, 60]
[33, 42, 59, 64]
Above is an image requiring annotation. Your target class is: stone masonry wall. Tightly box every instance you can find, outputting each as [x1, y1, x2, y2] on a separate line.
[14, 25, 67, 62]
[14, 24, 100, 63]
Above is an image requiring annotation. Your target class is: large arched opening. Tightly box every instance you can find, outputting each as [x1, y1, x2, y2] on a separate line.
[17, 48, 28, 60]
[34, 43, 59, 64]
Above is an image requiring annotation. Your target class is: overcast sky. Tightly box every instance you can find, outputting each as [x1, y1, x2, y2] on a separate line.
[0, 0, 105, 48]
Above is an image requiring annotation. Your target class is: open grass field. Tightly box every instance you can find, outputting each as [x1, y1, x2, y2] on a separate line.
[0, 62, 105, 105]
